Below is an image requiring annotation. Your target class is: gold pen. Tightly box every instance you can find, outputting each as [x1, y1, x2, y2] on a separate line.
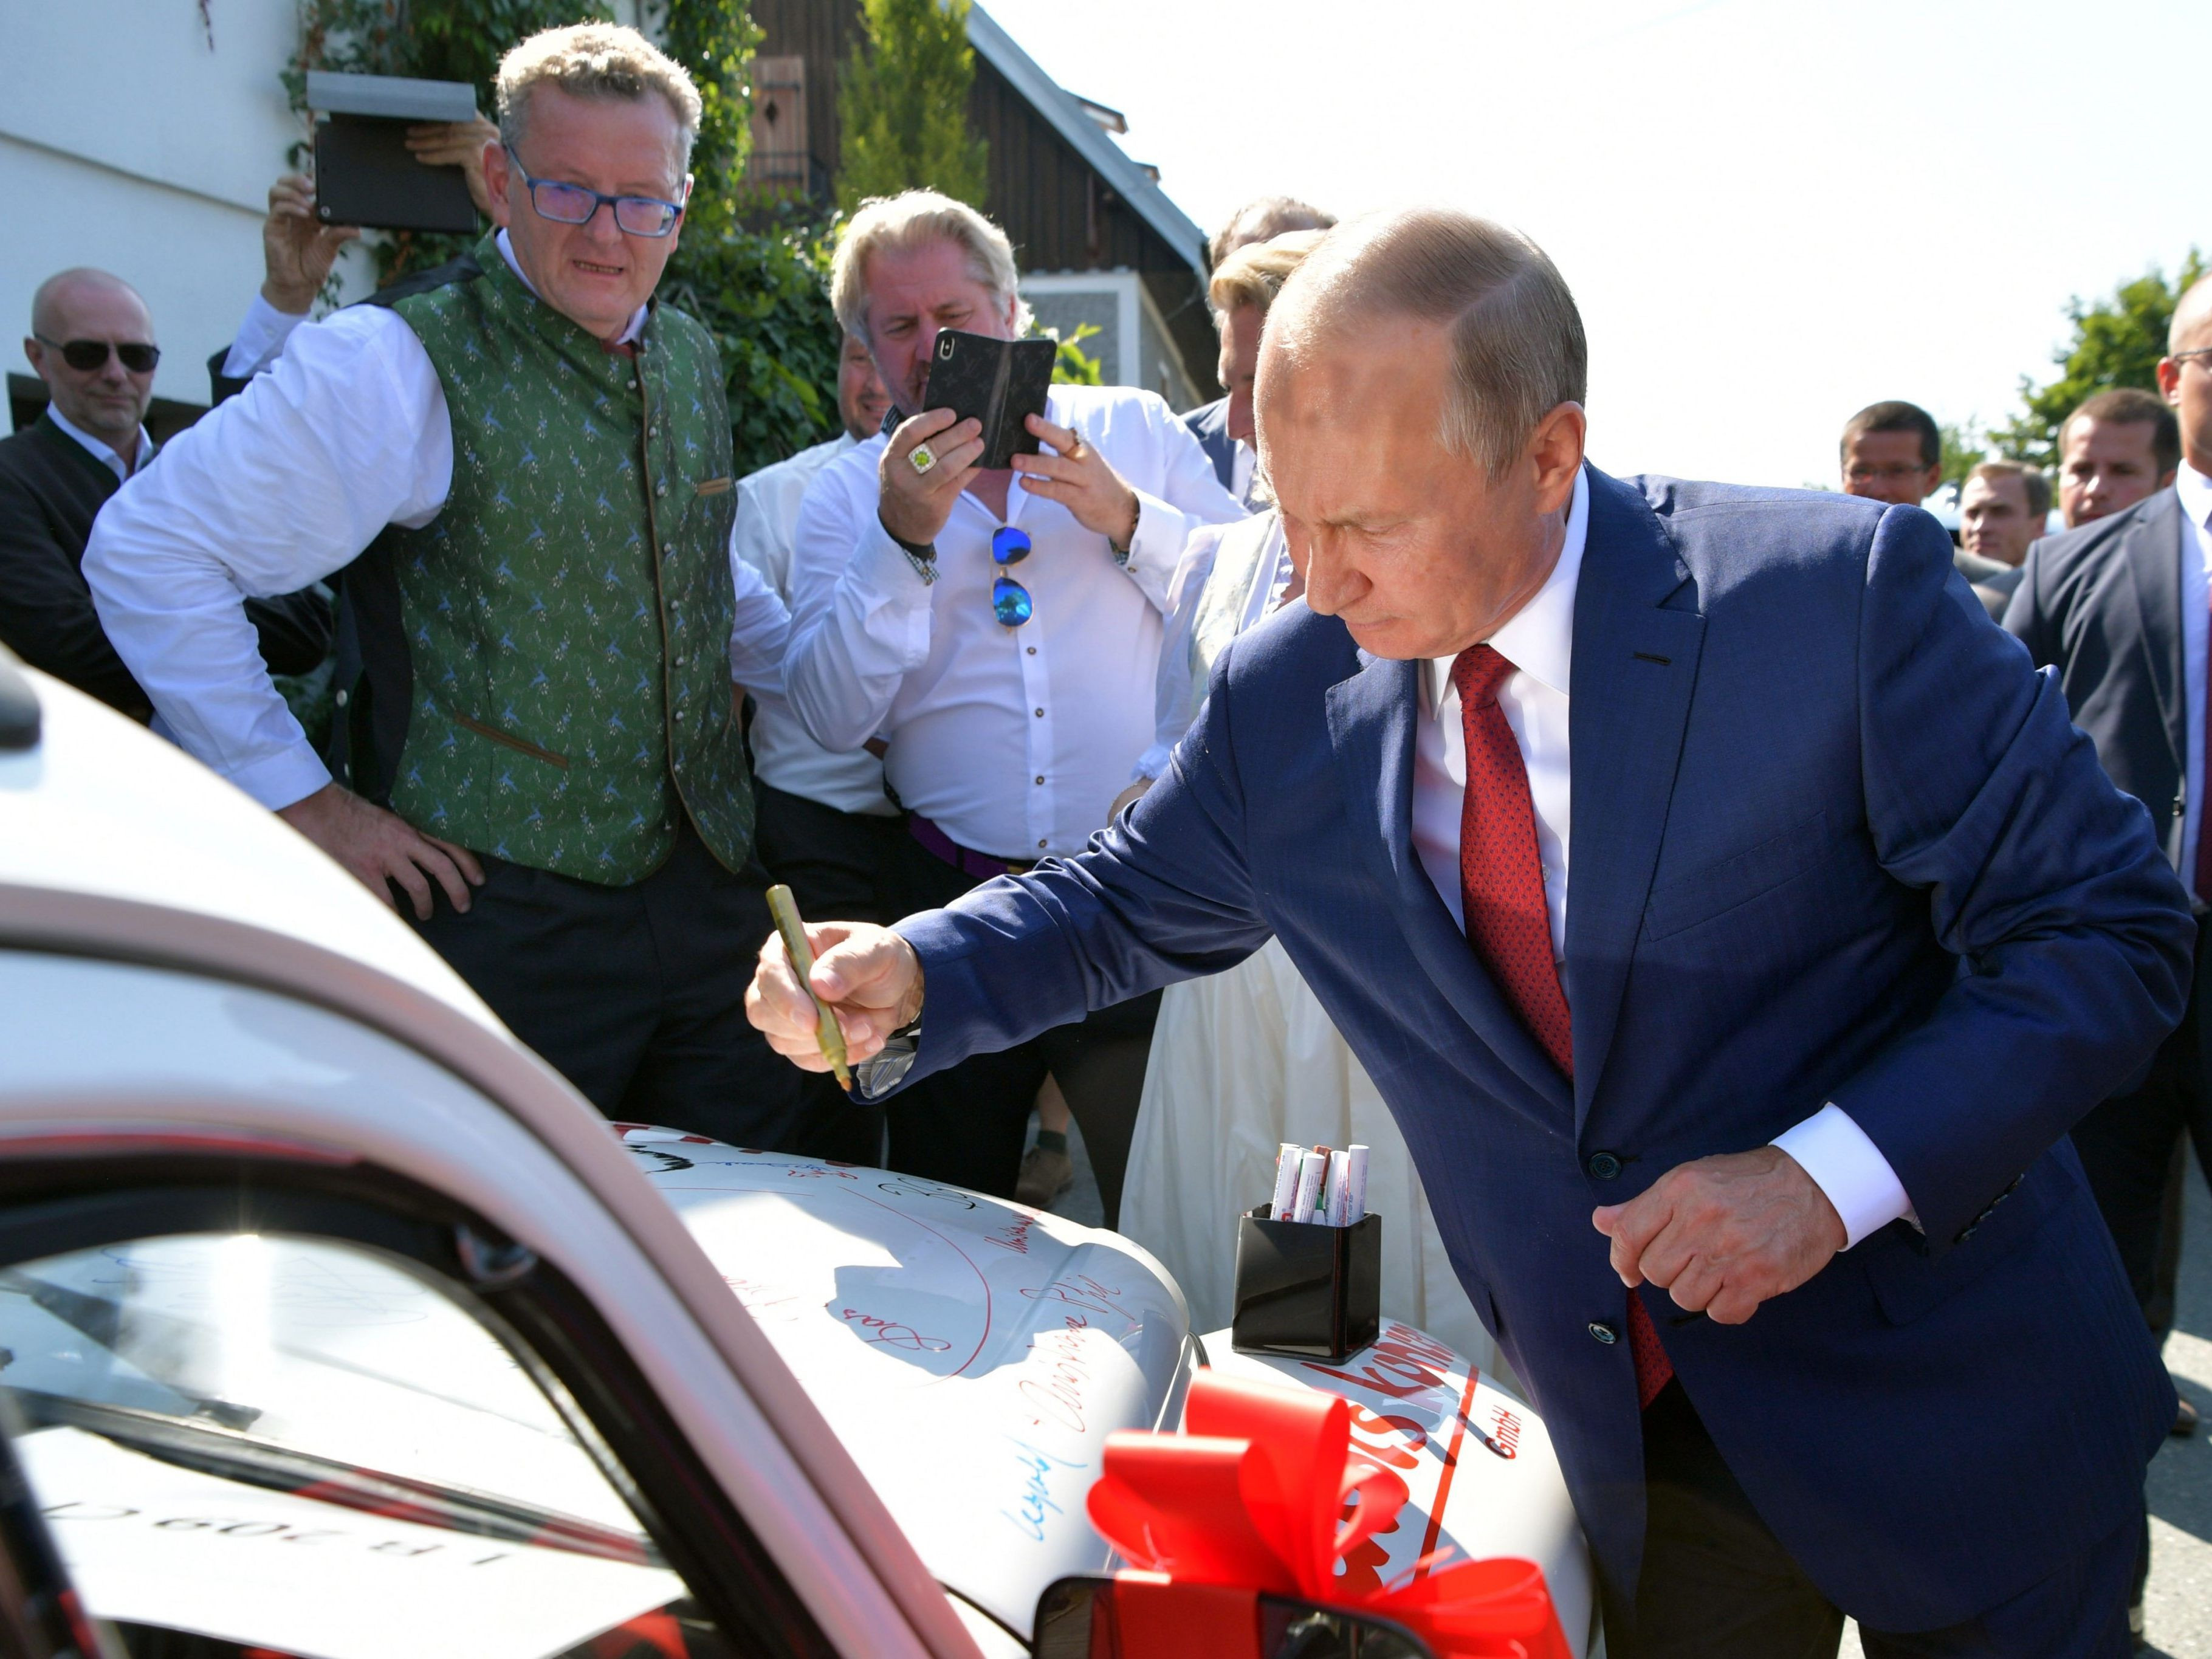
[766, 884, 854, 1093]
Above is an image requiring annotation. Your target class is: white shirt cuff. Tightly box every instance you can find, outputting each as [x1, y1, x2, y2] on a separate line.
[1120, 490, 1188, 588]
[1131, 743, 1172, 783]
[1771, 1102, 1918, 1249]
[224, 741, 334, 813]
[221, 294, 310, 382]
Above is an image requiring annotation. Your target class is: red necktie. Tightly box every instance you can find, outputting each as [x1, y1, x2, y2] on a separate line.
[1452, 646, 1674, 1410]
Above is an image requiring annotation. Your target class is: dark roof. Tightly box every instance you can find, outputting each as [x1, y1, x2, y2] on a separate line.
[964, 5, 1205, 280]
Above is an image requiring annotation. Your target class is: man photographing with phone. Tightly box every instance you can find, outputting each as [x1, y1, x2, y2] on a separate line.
[784, 188, 1243, 1220]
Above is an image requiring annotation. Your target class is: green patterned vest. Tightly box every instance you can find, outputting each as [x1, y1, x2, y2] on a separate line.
[382, 236, 752, 884]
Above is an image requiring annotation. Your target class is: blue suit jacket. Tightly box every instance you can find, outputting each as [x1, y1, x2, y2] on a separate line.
[895, 467, 2190, 1625]
[1183, 396, 1238, 493]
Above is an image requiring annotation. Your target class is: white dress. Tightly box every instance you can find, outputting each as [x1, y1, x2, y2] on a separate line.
[1118, 514, 1501, 1375]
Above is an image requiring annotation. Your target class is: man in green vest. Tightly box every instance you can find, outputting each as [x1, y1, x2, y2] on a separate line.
[84, 22, 800, 1147]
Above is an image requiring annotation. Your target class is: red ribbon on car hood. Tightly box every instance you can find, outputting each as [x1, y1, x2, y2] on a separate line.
[1086, 1370, 1571, 1659]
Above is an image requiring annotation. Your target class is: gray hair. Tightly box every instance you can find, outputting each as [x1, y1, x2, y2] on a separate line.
[495, 23, 701, 171]
[1272, 208, 1586, 480]
[1209, 194, 1336, 270]
[831, 190, 1031, 343]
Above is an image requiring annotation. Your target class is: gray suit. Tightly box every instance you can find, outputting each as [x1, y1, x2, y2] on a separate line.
[1955, 547, 2022, 620]
[2005, 485, 2211, 1346]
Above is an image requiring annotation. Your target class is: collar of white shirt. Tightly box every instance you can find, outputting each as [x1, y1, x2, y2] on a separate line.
[1423, 464, 1591, 712]
[44, 403, 154, 484]
[494, 228, 648, 346]
[2179, 461, 2212, 534]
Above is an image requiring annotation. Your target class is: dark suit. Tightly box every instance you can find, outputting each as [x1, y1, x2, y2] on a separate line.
[882, 468, 2186, 1647]
[1182, 396, 1238, 494]
[0, 413, 328, 720]
[2005, 487, 2212, 1331]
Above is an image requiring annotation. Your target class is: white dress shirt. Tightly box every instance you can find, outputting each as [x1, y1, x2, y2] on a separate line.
[1231, 439, 1257, 507]
[2172, 465, 2212, 902]
[783, 382, 1245, 860]
[730, 432, 895, 818]
[45, 405, 153, 483]
[85, 230, 791, 812]
[1406, 468, 1911, 1248]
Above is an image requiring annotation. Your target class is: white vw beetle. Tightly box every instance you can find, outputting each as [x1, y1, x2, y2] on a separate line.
[0, 658, 1593, 1659]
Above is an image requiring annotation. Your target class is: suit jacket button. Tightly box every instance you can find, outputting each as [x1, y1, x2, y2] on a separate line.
[1587, 1152, 1623, 1180]
[1588, 1321, 1618, 1345]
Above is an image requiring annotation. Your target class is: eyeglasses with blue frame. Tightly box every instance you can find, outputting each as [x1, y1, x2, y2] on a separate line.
[512, 150, 689, 238]
[992, 526, 1033, 628]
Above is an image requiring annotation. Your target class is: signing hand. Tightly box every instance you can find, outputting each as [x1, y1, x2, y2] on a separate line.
[404, 117, 501, 216]
[276, 783, 484, 921]
[878, 409, 984, 548]
[1591, 1147, 1846, 1325]
[1012, 414, 1141, 546]
[260, 173, 360, 314]
[746, 921, 925, 1071]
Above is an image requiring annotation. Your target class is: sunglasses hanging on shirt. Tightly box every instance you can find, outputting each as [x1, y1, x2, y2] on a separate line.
[36, 336, 160, 374]
[992, 525, 1033, 628]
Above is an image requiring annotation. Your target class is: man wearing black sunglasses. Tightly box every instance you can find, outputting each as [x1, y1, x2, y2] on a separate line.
[82, 24, 801, 1153]
[0, 267, 328, 720]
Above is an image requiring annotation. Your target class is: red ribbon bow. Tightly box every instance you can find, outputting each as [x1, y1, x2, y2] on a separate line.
[1086, 1370, 1571, 1659]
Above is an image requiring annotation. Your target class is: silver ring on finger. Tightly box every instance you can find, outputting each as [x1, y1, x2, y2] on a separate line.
[908, 442, 939, 476]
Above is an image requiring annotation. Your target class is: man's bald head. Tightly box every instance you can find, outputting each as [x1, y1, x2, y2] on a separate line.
[2161, 273, 2212, 477]
[2172, 273, 2212, 356]
[1262, 207, 1585, 481]
[24, 266, 158, 456]
[30, 268, 148, 342]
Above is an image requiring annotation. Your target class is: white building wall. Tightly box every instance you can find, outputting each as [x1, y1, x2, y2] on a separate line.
[0, 0, 373, 413]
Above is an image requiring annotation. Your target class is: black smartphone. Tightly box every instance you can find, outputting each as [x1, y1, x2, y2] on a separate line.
[924, 329, 1058, 469]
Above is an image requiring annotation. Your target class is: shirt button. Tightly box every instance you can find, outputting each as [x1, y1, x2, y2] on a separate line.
[1027, 646, 1037, 655]
[1588, 1322, 1618, 1346]
[656, 481, 668, 497]
[1587, 1152, 1623, 1180]
[1038, 839, 1048, 849]
[1035, 775, 1045, 785]
[1034, 708, 1044, 718]
[334, 689, 349, 707]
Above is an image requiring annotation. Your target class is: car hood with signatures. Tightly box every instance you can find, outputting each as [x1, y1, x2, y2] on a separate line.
[616, 1127, 1194, 1641]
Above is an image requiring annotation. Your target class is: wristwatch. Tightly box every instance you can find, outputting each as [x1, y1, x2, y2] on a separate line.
[853, 1014, 924, 1097]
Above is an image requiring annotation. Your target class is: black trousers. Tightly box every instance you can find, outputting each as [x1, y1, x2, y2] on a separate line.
[752, 781, 905, 1164]
[878, 828, 1159, 1225]
[2072, 922, 2212, 1338]
[411, 815, 803, 1151]
[1610, 1380, 2137, 1658]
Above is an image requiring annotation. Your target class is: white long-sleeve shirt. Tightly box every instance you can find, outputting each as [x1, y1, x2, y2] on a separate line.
[1402, 469, 1912, 1249]
[730, 432, 895, 817]
[783, 383, 1244, 860]
[84, 232, 790, 812]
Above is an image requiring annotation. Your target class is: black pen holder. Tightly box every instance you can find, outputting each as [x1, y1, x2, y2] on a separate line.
[1231, 1206, 1381, 1361]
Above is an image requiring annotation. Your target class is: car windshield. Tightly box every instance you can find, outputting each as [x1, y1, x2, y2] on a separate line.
[0, 1232, 709, 1659]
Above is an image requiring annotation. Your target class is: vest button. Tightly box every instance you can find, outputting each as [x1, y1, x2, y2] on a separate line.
[656, 481, 668, 497]
[1587, 1152, 1623, 1180]
[334, 689, 349, 708]
[1588, 1322, 1618, 1346]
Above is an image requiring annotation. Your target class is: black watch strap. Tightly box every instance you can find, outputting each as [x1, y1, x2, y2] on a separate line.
[880, 515, 939, 584]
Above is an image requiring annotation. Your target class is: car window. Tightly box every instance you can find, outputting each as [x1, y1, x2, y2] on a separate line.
[0, 1231, 734, 1659]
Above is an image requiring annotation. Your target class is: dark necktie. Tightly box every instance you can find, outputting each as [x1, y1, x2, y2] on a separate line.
[1452, 645, 1674, 1409]
[2197, 579, 2212, 902]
